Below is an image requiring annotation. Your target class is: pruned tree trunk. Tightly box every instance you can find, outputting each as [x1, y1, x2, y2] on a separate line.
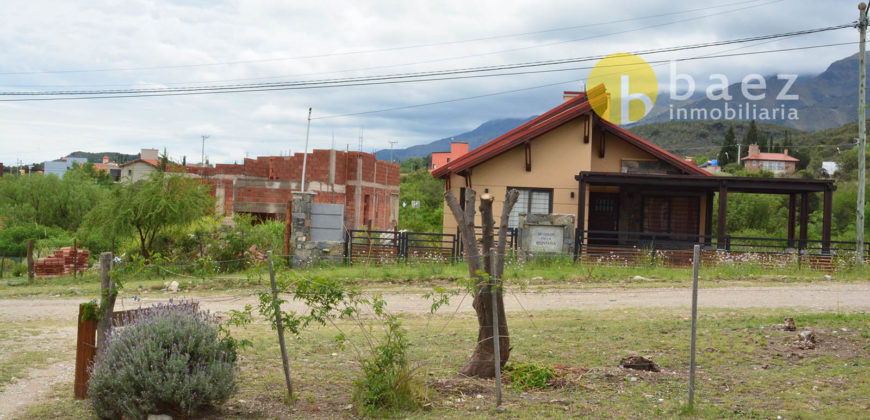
[445, 188, 519, 378]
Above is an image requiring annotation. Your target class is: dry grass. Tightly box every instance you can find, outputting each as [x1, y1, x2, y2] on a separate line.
[14, 306, 870, 419]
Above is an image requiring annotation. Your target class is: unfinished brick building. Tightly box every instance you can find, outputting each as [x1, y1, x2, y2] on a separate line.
[177, 149, 400, 231]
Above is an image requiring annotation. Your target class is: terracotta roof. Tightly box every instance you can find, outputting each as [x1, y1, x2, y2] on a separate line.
[430, 87, 709, 178]
[119, 158, 160, 168]
[741, 152, 799, 162]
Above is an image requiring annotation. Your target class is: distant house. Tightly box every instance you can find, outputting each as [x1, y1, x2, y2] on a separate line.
[119, 148, 160, 182]
[741, 144, 798, 174]
[93, 155, 121, 181]
[431, 142, 469, 171]
[44, 157, 88, 179]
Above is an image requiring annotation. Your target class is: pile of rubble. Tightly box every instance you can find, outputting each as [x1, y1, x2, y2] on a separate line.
[34, 247, 89, 277]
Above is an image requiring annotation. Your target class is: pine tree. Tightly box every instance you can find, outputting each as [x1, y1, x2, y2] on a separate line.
[718, 125, 736, 165]
[742, 120, 760, 151]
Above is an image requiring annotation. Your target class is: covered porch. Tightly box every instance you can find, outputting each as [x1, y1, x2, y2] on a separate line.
[574, 171, 841, 257]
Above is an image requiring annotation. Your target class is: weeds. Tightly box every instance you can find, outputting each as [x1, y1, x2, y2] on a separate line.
[504, 362, 556, 391]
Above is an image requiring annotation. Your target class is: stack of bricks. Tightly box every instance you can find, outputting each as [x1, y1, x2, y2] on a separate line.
[34, 247, 89, 277]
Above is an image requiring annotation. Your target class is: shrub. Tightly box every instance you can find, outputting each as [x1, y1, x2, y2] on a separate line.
[88, 301, 237, 419]
[352, 317, 425, 415]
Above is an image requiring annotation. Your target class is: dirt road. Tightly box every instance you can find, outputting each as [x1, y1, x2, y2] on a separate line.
[2, 283, 869, 322]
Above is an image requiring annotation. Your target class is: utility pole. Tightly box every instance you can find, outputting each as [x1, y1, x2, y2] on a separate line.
[301, 108, 312, 193]
[201, 135, 210, 167]
[388, 140, 398, 163]
[736, 143, 742, 167]
[858, 2, 868, 264]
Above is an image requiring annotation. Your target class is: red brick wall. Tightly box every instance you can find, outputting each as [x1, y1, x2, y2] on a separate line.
[179, 149, 398, 229]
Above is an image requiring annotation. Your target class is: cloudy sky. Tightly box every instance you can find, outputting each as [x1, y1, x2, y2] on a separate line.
[0, 0, 862, 166]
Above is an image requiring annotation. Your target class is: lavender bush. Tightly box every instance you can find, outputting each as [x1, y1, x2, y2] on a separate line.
[88, 301, 237, 419]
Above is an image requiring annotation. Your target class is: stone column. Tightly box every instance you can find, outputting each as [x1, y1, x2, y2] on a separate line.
[291, 192, 316, 266]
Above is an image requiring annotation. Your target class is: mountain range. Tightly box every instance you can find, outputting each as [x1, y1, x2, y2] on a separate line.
[377, 52, 869, 161]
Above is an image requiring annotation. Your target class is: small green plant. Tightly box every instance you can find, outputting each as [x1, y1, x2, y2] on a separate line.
[80, 299, 100, 322]
[352, 310, 425, 415]
[88, 301, 238, 419]
[504, 362, 555, 391]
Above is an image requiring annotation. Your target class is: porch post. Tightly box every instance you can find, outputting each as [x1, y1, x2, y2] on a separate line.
[717, 182, 728, 250]
[704, 191, 714, 247]
[576, 176, 587, 258]
[822, 187, 833, 254]
[799, 192, 809, 251]
[787, 194, 796, 248]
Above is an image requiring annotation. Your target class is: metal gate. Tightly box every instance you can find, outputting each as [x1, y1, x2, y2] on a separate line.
[345, 230, 457, 264]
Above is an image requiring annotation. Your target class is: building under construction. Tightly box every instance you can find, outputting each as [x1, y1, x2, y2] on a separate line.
[178, 149, 399, 231]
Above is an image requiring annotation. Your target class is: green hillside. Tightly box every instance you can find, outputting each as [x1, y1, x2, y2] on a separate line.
[67, 151, 139, 164]
[628, 120, 805, 159]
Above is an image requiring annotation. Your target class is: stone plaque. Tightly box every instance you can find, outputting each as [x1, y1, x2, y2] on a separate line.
[529, 225, 564, 253]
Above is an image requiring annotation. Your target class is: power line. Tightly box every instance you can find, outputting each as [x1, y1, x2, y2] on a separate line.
[1, 24, 853, 100]
[0, 39, 853, 106]
[0, 0, 772, 77]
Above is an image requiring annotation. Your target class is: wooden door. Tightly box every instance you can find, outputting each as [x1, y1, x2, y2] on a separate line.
[587, 193, 619, 245]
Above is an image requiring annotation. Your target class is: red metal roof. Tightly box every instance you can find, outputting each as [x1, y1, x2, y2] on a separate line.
[430, 89, 709, 178]
[741, 152, 799, 162]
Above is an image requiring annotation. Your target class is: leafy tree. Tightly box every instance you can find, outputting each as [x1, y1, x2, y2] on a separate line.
[0, 170, 107, 232]
[397, 169, 444, 232]
[399, 155, 432, 173]
[83, 172, 214, 259]
[159, 148, 169, 172]
[72, 162, 113, 186]
[718, 125, 736, 165]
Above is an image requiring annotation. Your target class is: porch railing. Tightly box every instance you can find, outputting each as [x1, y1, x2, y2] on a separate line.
[574, 229, 870, 260]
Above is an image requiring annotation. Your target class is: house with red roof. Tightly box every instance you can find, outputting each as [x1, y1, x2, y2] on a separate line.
[119, 148, 160, 182]
[431, 142, 469, 171]
[431, 86, 837, 254]
[741, 144, 799, 174]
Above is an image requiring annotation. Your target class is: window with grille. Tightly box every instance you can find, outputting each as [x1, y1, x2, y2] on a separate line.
[642, 196, 700, 239]
[507, 187, 553, 228]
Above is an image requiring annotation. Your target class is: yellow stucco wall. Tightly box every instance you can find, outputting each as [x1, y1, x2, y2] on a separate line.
[121, 162, 157, 183]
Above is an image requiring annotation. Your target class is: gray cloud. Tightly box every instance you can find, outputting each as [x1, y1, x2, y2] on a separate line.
[0, 0, 862, 165]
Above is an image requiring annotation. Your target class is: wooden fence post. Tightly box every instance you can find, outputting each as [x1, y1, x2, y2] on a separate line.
[0, 252, 5, 278]
[74, 304, 97, 399]
[284, 199, 292, 257]
[73, 239, 78, 279]
[26, 239, 34, 281]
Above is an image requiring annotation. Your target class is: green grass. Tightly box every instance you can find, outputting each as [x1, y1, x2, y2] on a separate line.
[18, 307, 870, 419]
[2, 257, 869, 298]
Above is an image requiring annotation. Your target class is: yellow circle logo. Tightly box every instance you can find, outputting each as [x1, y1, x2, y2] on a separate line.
[586, 53, 658, 125]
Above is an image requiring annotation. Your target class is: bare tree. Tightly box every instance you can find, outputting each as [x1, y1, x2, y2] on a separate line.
[445, 188, 519, 377]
